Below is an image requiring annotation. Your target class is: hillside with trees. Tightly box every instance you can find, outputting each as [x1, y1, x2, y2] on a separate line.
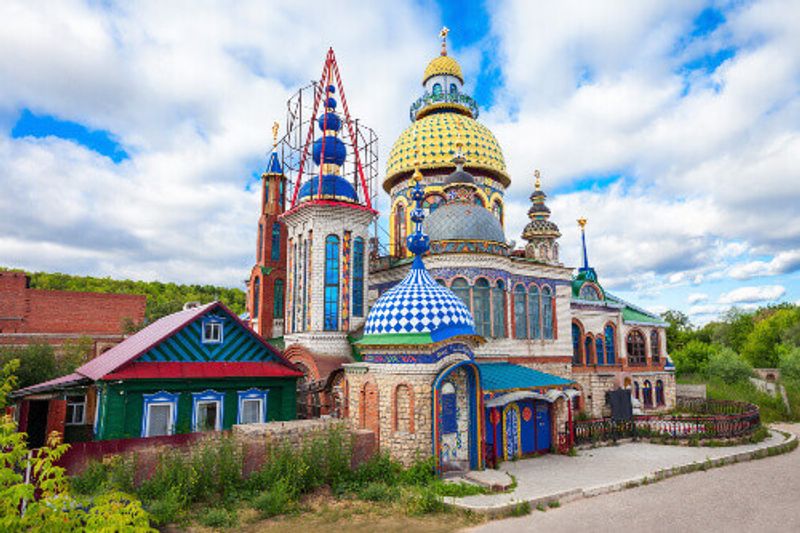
[1, 268, 246, 323]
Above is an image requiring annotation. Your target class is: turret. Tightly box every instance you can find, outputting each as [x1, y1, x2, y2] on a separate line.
[521, 170, 561, 264]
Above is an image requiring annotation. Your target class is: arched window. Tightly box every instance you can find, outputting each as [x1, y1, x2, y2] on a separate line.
[572, 322, 583, 365]
[271, 223, 281, 261]
[542, 286, 554, 339]
[273, 279, 284, 319]
[643, 380, 653, 407]
[435, 278, 447, 287]
[257, 223, 263, 262]
[627, 330, 646, 365]
[579, 283, 601, 301]
[440, 381, 457, 434]
[539, 243, 548, 261]
[634, 382, 640, 400]
[492, 280, 506, 338]
[473, 195, 485, 207]
[450, 83, 458, 94]
[253, 277, 260, 318]
[656, 380, 665, 406]
[352, 237, 365, 317]
[324, 235, 340, 331]
[432, 83, 442, 96]
[650, 330, 661, 364]
[394, 384, 414, 433]
[394, 203, 406, 256]
[596, 335, 605, 365]
[279, 179, 285, 207]
[604, 324, 616, 365]
[514, 284, 528, 339]
[451, 278, 471, 312]
[473, 278, 491, 337]
[528, 285, 540, 339]
[584, 335, 594, 365]
[492, 201, 503, 223]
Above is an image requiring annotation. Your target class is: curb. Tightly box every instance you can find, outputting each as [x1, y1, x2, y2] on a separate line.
[447, 429, 797, 517]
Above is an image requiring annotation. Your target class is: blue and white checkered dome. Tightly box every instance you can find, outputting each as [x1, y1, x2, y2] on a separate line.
[363, 258, 475, 342]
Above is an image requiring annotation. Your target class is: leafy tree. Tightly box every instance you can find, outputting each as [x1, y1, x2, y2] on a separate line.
[58, 336, 93, 375]
[741, 307, 800, 368]
[661, 310, 693, 352]
[706, 346, 753, 384]
[671, 339, 716, 375]
[0, 344, 58, 390]
[779, 346, 800, 387]
[712, 307, 755, 353]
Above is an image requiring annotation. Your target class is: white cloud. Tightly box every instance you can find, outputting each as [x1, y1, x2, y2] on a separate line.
[728, 250, 800, 280]
[718, 285, 785, 305]
[688, 293, 709, 304]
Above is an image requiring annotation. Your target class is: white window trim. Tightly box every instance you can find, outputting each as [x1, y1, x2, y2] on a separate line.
[65, 396, 86, 425]
[144, 402, 175, 438]
[237, 388, 269, 424]
[141, 391, 179, 438]
[202, 320, 224, 344]
[239, 398, 264, 425]
[192, 390, 224, 432]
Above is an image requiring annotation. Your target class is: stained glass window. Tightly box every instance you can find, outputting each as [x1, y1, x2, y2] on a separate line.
[353, 237, 365, 317]
[542, 285, 554, 339]
[514, 284, 527, 339]
[473, 278, 491, 337]
[492, 280, 506, 338]
[271, 223, 281, 261]
[528, 285, 541, 339]
[273, 279, 284, 319]
[605, 324, 616, 364]
[324, 235, 340, 331]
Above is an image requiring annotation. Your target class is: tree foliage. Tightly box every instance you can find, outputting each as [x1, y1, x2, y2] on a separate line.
[0, 344, 58, 390]
[2, 268, 246, 323]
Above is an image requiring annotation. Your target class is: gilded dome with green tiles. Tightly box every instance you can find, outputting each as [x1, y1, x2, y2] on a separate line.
[384, 112, 510, 192]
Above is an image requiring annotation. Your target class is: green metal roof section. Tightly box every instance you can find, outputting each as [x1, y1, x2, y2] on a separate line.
[355, 332, 434, 346]
[477, 362, 573, 392]
[571, 267, 605, 300]
[347, 333, 364, 362]
[605, 293, 665, 325]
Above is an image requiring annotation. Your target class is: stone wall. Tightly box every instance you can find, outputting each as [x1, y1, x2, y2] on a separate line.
[677, 383, 707, 400]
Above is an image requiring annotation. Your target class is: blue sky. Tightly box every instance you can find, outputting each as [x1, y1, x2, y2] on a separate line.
[0, 0, 798, 326]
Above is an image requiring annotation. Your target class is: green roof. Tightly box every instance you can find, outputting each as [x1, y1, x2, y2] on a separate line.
[355, 332, 434, 346]
[478, 363, 572, 392]
[622, 306, 664, 324]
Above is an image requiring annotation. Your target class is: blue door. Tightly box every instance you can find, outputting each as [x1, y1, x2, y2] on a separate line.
[535, 403, 551, 452]
[504, 405, 520, 460]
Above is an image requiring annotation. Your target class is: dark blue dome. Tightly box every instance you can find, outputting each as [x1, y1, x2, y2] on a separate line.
[317, 112, 342, 132]
[298, 174, 358, 202]
[312, 135, 347, 166]
[325, 97, 337, 109]
[327, 84, 336, 94]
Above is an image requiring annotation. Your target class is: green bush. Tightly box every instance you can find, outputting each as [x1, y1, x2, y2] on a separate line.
[403, 485, 444, 516]
[252, 479, 296, 518]
[198, 507, 238, 528]
[430, 480, 488, 497]
[779, 346, 800, 387]
[146, 486, 187, 526]
[357, 481, 396, 502]
[70, 460, 109, 495]
[510, 501, 531, 516]
[352, 452, 403, 487]
[672, 340, 716, 375]
[706, 347, 753, 384]
[399, 456, 437, 486]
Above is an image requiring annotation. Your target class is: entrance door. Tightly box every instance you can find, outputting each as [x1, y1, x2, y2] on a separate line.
[535, 403, 551, 452]
[27, 400, 49, 448]
[504, 404, 520, 460]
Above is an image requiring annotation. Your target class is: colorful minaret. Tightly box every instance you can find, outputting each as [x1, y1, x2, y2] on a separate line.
[522, 170, 561, 264]
[281, 50, 377, 359]
[247, 122, 287, 338]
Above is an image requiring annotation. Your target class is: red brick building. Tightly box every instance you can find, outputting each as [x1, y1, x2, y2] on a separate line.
[0, 271, 146, 357]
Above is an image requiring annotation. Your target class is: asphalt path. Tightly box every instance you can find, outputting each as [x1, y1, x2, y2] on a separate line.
[466, 424, 800, 533]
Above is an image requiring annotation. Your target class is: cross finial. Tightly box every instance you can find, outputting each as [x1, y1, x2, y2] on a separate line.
[440, 26, 450, 56]
[577, 217, 587, 230]
[271, 121, 280, 148]
[534, 169, 541, 190]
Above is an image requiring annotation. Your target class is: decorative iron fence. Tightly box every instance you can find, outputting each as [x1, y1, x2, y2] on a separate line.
[569, 399, 761, 447]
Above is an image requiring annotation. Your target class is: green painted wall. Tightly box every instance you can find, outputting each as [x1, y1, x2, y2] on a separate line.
[95, 377, 296, 441]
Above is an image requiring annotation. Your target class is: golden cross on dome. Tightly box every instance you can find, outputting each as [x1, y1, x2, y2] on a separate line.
[440, 26, 450, 56]
[577, 217, 587, 229]
[271, 121, 279, 148]
[534, 169, 541, 190]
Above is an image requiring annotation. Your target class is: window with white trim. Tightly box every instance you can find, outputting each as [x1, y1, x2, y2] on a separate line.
[192, 390, 224, 432]
[202, 320, 223, 344]
[237, 389, 268, 425]
[65, 395, 86, 425]
[142, 391, 179, 438]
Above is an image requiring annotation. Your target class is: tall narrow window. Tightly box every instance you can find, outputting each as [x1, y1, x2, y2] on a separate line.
[394, 203, 406, 256]
[257, 223, 263, 262]
[264, 181, 270, 209]
[302, 239, 308, 328]
[605, 324, 616, 364]
[353, 237, 365, 317]
[572, 322, 583, 365]
[432, 83, 442, 96]
[279, 179, 285, 208]
[643, 380, 653, 407]
[324, 235, 340, 331]
[528, 285, 541, 339]
[596, 336, 605, 365]
[656, 380, 665, 406]
[584, 336, 594, 365]
[449, 83, 458, 94]
[650, 330, 661, 364]
[627, 330, 646, 365]
[542, 285, 554, 339]
[271, 223, 281, 261]
[273, 279, 285, 319]
[492, 280, 506, 338]
[451, 278, 471, 313]
[473, 278, 491, 337]
[514, 284, 527, 339]
[253, 278, 260, 319]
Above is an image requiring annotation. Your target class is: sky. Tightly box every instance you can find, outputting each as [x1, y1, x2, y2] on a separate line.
[0, 0, 798, 326]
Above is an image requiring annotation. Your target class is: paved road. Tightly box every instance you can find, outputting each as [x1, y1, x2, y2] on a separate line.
[467, 424, 800, 533]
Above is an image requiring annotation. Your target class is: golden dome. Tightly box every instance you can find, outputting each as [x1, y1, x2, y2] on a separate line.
[422, 55, 463, 84]
[384, 112, 510, 192]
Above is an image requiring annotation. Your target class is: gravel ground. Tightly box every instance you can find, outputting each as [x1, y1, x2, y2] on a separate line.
[466, 424, 800, 533]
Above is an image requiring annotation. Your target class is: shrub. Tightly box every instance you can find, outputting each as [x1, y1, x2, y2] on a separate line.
[357, 481, 396, 502]
[403, 486, 444, 516]
[779, 346, 800, 387]
[399, 456, 437, 486]
[430, 481, 488, 497]
[146, 486, 187, 526]
[198, 507, 238, 528]
[252, 479, 296, 518]
[671, 340, 716, 375]
[70, 460, 109, 495]
[510, 501, 531, 516]
[352, 451, 403, 487]
[706, 347, 753, 384]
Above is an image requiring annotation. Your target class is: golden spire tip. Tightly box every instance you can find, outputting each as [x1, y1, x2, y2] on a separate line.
[534, 169, 541, 190]
[439, 26, 450, 56]
[577, 217, 587, 229]
[271, 121, 280, 148]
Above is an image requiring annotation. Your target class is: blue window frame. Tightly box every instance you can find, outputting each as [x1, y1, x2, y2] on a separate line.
[273, 279, 285, 319]
[542, 285, 554, 339]
[141, 391, 179, 438]
[596, 336, 605, 365]
[440, 382, 457, 434]
[237, 388, 269, 424]
[528, 285, 540, 339]
[473, 278, 491, 337]
[572, 322, 582, 364]
[352, 237, 365, 317]
[192, 390, 224, 432]
[605, 324, 616, 364]
[252, 278, 260, 319]
[514, 284, 527, 339]
[324, 235, 340, 331]
[492, 280, 505, 338]
[450, 83, 458, 94]
[451, 278, 471, 312]
[432, 83, 442, 96]
[201, 318, 223, 344]
[271, 222, 281, 261]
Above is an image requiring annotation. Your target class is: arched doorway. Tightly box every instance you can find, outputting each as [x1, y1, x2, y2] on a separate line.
[433, 361, 482, 473]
